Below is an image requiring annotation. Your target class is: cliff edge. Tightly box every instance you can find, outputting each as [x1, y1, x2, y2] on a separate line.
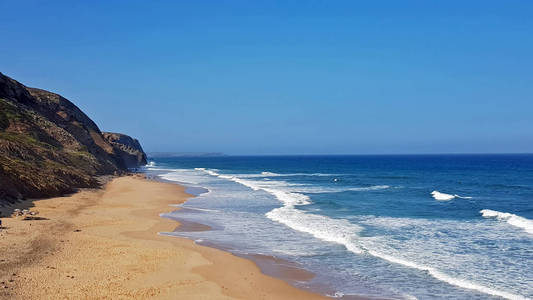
[102, 132, 147, 168]
[0, 72, 146, 204]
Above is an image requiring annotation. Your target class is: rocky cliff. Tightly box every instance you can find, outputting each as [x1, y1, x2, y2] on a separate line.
[0, 72, 146, 204]
[102, 132, 147, 168]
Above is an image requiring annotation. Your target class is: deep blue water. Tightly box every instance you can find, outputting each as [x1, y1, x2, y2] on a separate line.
[145, 155, 533, 300]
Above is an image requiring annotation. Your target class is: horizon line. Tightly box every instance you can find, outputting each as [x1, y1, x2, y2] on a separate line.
[146, 152, 533, 157]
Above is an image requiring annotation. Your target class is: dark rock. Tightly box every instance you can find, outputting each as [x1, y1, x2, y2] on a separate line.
[102, 132, 147, 168]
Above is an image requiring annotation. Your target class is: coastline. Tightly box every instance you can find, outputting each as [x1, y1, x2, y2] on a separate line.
[147, 172, 346, 298]
[0, 174, 327, 299]
[148, 172, 372, 299]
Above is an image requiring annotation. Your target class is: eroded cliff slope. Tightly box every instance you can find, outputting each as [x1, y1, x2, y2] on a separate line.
[0, 72, 146, 204]
[103, 132, 147, 168]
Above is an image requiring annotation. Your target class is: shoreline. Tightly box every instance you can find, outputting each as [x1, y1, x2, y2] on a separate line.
[149, 174, 371, 300]
[0, 175, 328, 299]
[145, 175, 346, 299]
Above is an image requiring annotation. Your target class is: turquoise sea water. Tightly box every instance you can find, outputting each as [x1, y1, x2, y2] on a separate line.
[145, 155, 533, 299]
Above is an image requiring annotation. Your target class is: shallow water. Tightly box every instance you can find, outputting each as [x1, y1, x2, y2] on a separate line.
[146, 155, 533, 300]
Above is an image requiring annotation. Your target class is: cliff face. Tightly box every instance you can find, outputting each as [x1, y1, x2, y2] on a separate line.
[0, 72, 146, 204]
[102, 132, 147, 168]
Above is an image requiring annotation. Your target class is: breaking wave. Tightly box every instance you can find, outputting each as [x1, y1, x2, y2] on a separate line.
[431, 191, 472, 201]
[197, 168, 526, 300]
[480, 209, 533, 235]
[295, 185, 390, 193]
[236, 172, 341, 178]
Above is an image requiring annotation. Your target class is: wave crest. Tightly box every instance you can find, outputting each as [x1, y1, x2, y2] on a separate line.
[431, 191, 472, 201]
[480, 209, 533, 235]
[194, 168, 527, 299]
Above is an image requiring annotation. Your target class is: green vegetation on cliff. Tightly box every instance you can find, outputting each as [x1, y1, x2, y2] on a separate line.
[0, 73, 147, 204]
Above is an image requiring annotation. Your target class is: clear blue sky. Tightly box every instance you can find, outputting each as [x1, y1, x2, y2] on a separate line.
[1, 1, 532, 154]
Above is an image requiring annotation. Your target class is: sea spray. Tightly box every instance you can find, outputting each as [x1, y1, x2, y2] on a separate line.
[149, 155, 533, 300]
[200, 169, 528, 299]
[481, 209, 533, 234]
[431, 190, 472, 201]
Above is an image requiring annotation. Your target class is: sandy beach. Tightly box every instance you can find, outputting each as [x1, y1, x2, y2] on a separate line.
[0, 175, 326, 300]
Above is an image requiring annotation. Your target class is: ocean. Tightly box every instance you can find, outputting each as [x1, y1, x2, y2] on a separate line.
[144, 155, 533, 300]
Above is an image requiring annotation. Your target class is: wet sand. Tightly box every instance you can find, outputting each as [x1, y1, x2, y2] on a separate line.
[0, 175, 327, 299]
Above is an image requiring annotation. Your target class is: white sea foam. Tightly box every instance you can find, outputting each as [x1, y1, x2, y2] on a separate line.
[199, 168, 364, 252]
[261, 171, 280, 176]
[198, 168, 388, 195]
[146, 161, 156, 167]
[348, 185, 389, 191]
[160, 172, 199, 184]
[328, 291, 345, 298]
[157, 168, 217, 185]
[219, 174, 264, 191]
[147, 167, 172, 171]
[237, 172, 340, 178]
[174, 205, 220, 213]
[272, 211, 528, 299]
[431, 191, 472, 201]
[480, 209, 533, 235]
[366, 250, 527, 300]
[258, 180, 364, 255]
[266, 206, 364, 254]
[195, 167, 221, 177]
[198, 168, 527, 299]
[267, 194, 526, 299]
[295, 185, 390, 193]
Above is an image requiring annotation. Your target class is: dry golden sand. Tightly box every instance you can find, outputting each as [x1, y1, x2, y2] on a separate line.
[0, 175, 327, 300]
